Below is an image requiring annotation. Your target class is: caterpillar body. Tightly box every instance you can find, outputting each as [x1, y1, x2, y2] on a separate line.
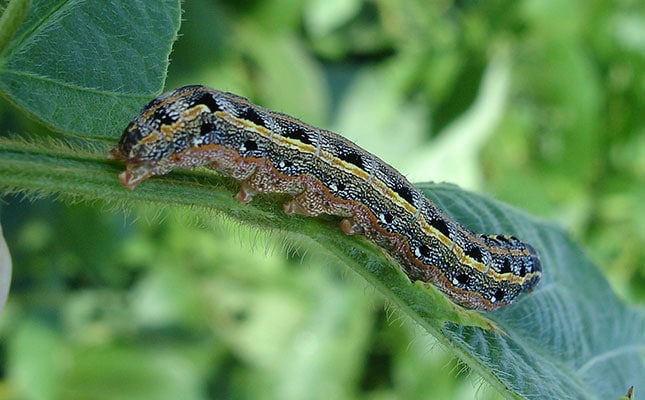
[109, 85, 541, 310]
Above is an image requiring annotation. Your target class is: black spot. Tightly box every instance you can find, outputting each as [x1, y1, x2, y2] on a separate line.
[493, 289, 505, 302]
[153, 109, 177, 125]
[430, 218, 451, 238]
[192, 92, 222, 112]
[505, 236, 520, 245]
[283, 125, 314, 145]
[519, 264, 526, 276]
[382, 213, 394, 224]
[239, 107, 267, 128]
[200, 122, 217, 136]
[279, 159, 293, 168]
[417, 245, 431, 258]
[338, 150, 366, 170]
[243, 139, 258, 151]
[465, 246, 484, 263]
[455, 273, 469, 286]
[500, 258, 512, 274]
[393, 185, 415, 205]
[495, 234, 510, 243]
[336, 182, 346, 192]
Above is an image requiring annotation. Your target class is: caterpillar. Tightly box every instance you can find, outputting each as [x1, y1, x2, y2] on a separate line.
[109, 85, 541, 310]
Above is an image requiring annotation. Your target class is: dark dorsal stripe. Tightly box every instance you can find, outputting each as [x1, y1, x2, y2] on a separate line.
[495, 234, 510, 243]
[393, 184, 415, 206]
[430, 218, 451, 238]
[282, 125, 314, 145]
[192, 92, 222, 112]
[337, 149, 366, 170]
[239, 107, 267, 129]
[465, 246, 484, 263]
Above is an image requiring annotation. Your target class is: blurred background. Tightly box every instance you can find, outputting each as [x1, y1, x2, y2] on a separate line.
[0, 0, 644, 398]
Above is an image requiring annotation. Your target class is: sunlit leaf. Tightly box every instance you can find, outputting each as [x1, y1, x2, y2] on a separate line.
[0, 0, 181, 137]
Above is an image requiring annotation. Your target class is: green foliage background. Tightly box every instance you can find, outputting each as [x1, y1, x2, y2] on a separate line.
[0, 0, 644, 399]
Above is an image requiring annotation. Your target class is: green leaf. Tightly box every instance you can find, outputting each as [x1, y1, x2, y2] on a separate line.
[0, 137, 642, 399]
[0, 0, 31, 53]
[419, 183, 645, 399]
[0, 0, 181, 137]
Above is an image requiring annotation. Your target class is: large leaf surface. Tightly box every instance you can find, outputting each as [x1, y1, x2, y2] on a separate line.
[419, 184, 645, 399]
[0, 0, 181, 137]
